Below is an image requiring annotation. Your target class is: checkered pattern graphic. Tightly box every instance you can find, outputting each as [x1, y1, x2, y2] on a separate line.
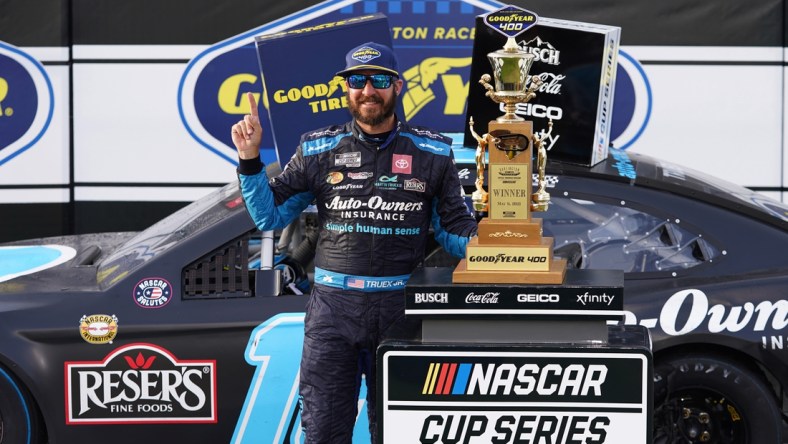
[532, 174, 559, 188]
[339, 0, 477, 15]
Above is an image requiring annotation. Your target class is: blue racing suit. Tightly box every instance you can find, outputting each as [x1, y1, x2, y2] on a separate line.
[237, 118, 477, 443]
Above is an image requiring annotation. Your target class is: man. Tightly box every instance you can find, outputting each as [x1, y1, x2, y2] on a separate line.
[231, 41, 477, 443]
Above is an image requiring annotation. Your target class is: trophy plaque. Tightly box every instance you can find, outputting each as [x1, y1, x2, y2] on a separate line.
[454, 5, 566, 284]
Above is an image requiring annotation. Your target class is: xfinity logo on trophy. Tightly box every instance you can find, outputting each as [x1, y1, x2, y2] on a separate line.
[465, 292, 500, 304]
[576, 292, 616, 306]
[65, 343, 216, 424]
[415, 292, 449, 304]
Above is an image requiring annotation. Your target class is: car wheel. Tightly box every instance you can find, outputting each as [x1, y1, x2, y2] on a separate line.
[653, 353, 782, 443]
[0, 367, 44, 444]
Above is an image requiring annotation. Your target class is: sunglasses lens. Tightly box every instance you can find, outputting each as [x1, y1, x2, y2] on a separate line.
[370, 74, 392, 89]
[347, 75, 367, 89]
[346, 74, 393, 89]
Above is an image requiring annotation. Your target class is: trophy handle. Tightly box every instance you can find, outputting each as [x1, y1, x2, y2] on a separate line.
[469, 117, 490, 215]
[531, 120, 553, 212]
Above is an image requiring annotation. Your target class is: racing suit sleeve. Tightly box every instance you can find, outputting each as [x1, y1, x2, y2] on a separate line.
[431, 152, 477, 258]
[236, 149, 315, 231]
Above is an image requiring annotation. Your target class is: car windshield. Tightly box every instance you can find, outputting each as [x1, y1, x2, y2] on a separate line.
[97, 182, 245, 285]
[545, 197, 721, 273]
[658, 157, 788, 221]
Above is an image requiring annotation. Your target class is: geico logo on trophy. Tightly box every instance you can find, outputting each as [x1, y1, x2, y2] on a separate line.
[414, 292, 449, 304]
[465, 292, 500, 304]
[511, 102, 563, 120]
[517, 293, 560, 303]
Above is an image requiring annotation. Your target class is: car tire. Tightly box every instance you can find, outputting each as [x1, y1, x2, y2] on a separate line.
[0, 367, 44, 444]
[653, 353, 782, 443]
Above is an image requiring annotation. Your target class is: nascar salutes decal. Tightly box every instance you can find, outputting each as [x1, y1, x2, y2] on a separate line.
[133, 278, 172, 308]
[65, 343, 217, 424]
[0, 41, 54, 167]
[79, 314, 118, 345]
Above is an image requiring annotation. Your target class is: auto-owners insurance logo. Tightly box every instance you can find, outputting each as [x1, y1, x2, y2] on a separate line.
[0, 41, 54, 167]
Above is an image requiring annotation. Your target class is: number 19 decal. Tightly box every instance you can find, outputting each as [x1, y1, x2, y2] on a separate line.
[232, 314, 369, 443]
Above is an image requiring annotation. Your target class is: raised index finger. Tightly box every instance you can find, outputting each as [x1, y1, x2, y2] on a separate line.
[247, 92, 259, 118]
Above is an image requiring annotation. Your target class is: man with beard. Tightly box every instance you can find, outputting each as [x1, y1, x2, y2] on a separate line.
[232, 41, 477, 443]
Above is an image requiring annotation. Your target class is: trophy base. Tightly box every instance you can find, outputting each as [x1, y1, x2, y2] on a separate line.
[465, 236, 555, 272]
[477, 218, 543, 245]
[452, 258, 567, 284]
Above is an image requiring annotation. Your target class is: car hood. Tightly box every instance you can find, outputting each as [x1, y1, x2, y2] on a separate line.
[0, 232, 137, 293]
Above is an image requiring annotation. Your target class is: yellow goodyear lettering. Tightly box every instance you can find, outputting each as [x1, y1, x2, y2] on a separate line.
[0, 77, 12, 116]
[307, 77, 348, 114]
[218, 73, 262, 114]
[273, 80, 340, 104]
[401, 57, 472, 121]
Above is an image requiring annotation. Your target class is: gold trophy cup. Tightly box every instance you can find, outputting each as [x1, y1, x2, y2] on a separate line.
[453, 35, 566, 285]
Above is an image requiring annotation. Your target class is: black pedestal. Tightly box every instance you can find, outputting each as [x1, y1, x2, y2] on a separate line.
[378, 267, 653, 443]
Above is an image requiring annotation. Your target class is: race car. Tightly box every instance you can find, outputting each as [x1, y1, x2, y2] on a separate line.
[1, 147, 787, 444]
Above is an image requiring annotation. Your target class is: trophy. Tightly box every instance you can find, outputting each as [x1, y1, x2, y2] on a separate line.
[453, 5, 566, 284]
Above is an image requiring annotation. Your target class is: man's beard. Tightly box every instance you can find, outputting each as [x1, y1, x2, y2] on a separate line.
[348, 91, 397, 127]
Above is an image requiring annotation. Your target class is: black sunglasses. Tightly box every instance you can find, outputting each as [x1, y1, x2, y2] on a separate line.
[346, 74, 395, 89]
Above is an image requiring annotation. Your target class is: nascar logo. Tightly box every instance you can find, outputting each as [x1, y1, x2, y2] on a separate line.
[422, 362, 607, 396]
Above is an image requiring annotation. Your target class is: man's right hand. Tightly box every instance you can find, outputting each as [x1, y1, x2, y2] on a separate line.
[231, 92, 263, 160]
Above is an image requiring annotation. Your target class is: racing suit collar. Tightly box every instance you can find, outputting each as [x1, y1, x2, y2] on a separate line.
[352, 117, 402, 150]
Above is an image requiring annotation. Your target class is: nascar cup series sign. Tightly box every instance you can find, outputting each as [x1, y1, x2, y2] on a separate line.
[380, 347, 650, 443]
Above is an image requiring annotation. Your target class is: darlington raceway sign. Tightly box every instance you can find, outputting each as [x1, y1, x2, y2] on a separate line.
[379, 347, 650, 443]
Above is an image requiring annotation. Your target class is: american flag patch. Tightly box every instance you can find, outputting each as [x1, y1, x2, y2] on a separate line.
[346, 278, 365, 289]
